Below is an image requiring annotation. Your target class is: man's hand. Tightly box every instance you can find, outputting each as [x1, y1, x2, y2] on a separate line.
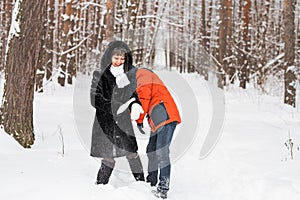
[137, 123, 146, 134]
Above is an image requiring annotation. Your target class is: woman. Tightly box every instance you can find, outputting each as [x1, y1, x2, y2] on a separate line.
[90, 41, 144, 184]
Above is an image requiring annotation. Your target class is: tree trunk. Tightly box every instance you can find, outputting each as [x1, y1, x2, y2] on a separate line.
[57, 0, 66, 86]
[255, 0, 271, 87]
[58, 0, 72, 86]
[195, 0, 208, 79]
[94, 1, 102, 49]
[283, 0, 296, 107]
[67, 1, 76, 84]
[201, 0, 207, 51]
[187, 0, 194, 73]
[46, 0, 55, 81]
[225, 0, 234, 84]
[218, 0, 232, 88]
[135, 0, 147, 66]
[35, 1, 48, 92]
[168, 0, 176, 68]
[145, 0, 159, 66]
[205, 0, 213, 81]
[177, 0, 184, 72]
[126, 0, 139, 47]
[0, 0, 13, 71]
[75, 0, 85, 74]
[239, 0, 251, 89]
[0, 0, 5, 71]
[105, 0, 115, 41]
[0, 0, 47, 148]
[115, 0, 123, 38]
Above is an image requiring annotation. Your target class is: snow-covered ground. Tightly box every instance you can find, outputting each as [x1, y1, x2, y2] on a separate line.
[1, 71, 300, 200]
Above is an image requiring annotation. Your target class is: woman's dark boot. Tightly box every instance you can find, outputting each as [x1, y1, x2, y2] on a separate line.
[96, 160, 115, 185]
[127, 155, 145, 181]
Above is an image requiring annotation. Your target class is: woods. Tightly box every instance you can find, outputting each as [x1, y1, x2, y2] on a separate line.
[0, 0, 299, 148]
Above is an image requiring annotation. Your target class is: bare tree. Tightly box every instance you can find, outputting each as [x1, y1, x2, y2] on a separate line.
[58, 0, 71, 86]
[66, 1, 77, 84]
[283, 0, 297, 107]
[205, 0, 214, 80]
[35, 1, 49, 92]
[225, 0, 234, 83]
[177, 0, 184, 72]
[193, 0, 209, 80]
[145, 0, 160, 66]
[218, 0, 228, 87]
[46, 0, 55, 81]
[253, 0, 271, 87]
[0, 0, 14, 71]
[186, 0, 194, 73]
[238, 0, 251, 89]
[168, 0, 177, 68]
[0, 0, 47, 148]
[105, 0, 114, 41]
[134, 0, 147, 66]
[201, 0, 208, 51]
[126, 0, 139, 47]
[2, 0, 299, 118]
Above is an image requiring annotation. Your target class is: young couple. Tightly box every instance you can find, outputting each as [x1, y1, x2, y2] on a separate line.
[90, 40, 181, 199]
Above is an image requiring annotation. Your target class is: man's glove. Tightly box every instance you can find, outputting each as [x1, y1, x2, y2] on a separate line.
[130, 103, 144, 120]
[137, 123, 146, 134]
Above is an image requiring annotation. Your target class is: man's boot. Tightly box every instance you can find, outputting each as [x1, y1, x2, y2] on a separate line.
[146, 170, 158, 186]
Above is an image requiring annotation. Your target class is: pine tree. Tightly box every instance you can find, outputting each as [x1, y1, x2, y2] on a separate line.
[283, 0, 297, 107]
[0, 0, 47, 148]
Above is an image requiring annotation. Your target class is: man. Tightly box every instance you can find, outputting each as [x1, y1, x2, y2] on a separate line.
[135, 68, 181, 199]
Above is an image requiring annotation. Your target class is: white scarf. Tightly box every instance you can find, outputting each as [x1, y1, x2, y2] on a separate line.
[110, 64, 130, 88]
[110, 64, 124, 77]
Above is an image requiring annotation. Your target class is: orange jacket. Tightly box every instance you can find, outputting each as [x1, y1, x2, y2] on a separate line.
[136, 68, 181, 132]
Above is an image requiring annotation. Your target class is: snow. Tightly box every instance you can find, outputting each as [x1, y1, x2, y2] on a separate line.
[0, 72, 4, 105]
[6, 0, 22, 59]
[287, 65, 297, 72]
[61, 14, 70, 21]
[1, 71, 300, 200]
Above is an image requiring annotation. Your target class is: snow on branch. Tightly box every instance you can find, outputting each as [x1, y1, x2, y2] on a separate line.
[262, 53, 284, 70]
[5, 0, 22, 62]
[80, 1, 106, 10]
[135, 15, 184, 28]
[49, 33, 93, 56]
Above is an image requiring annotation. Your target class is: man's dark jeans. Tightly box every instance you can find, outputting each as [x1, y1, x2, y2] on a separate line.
[146, 121, 177, 193]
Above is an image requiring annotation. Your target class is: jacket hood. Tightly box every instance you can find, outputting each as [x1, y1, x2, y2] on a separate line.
[100, 40, 133, 72]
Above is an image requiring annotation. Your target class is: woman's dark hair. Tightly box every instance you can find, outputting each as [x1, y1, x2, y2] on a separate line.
[111, 47, 127, 57]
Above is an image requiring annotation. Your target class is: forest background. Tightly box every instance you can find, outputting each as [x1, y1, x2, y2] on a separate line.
[0, 0, 299, 148]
